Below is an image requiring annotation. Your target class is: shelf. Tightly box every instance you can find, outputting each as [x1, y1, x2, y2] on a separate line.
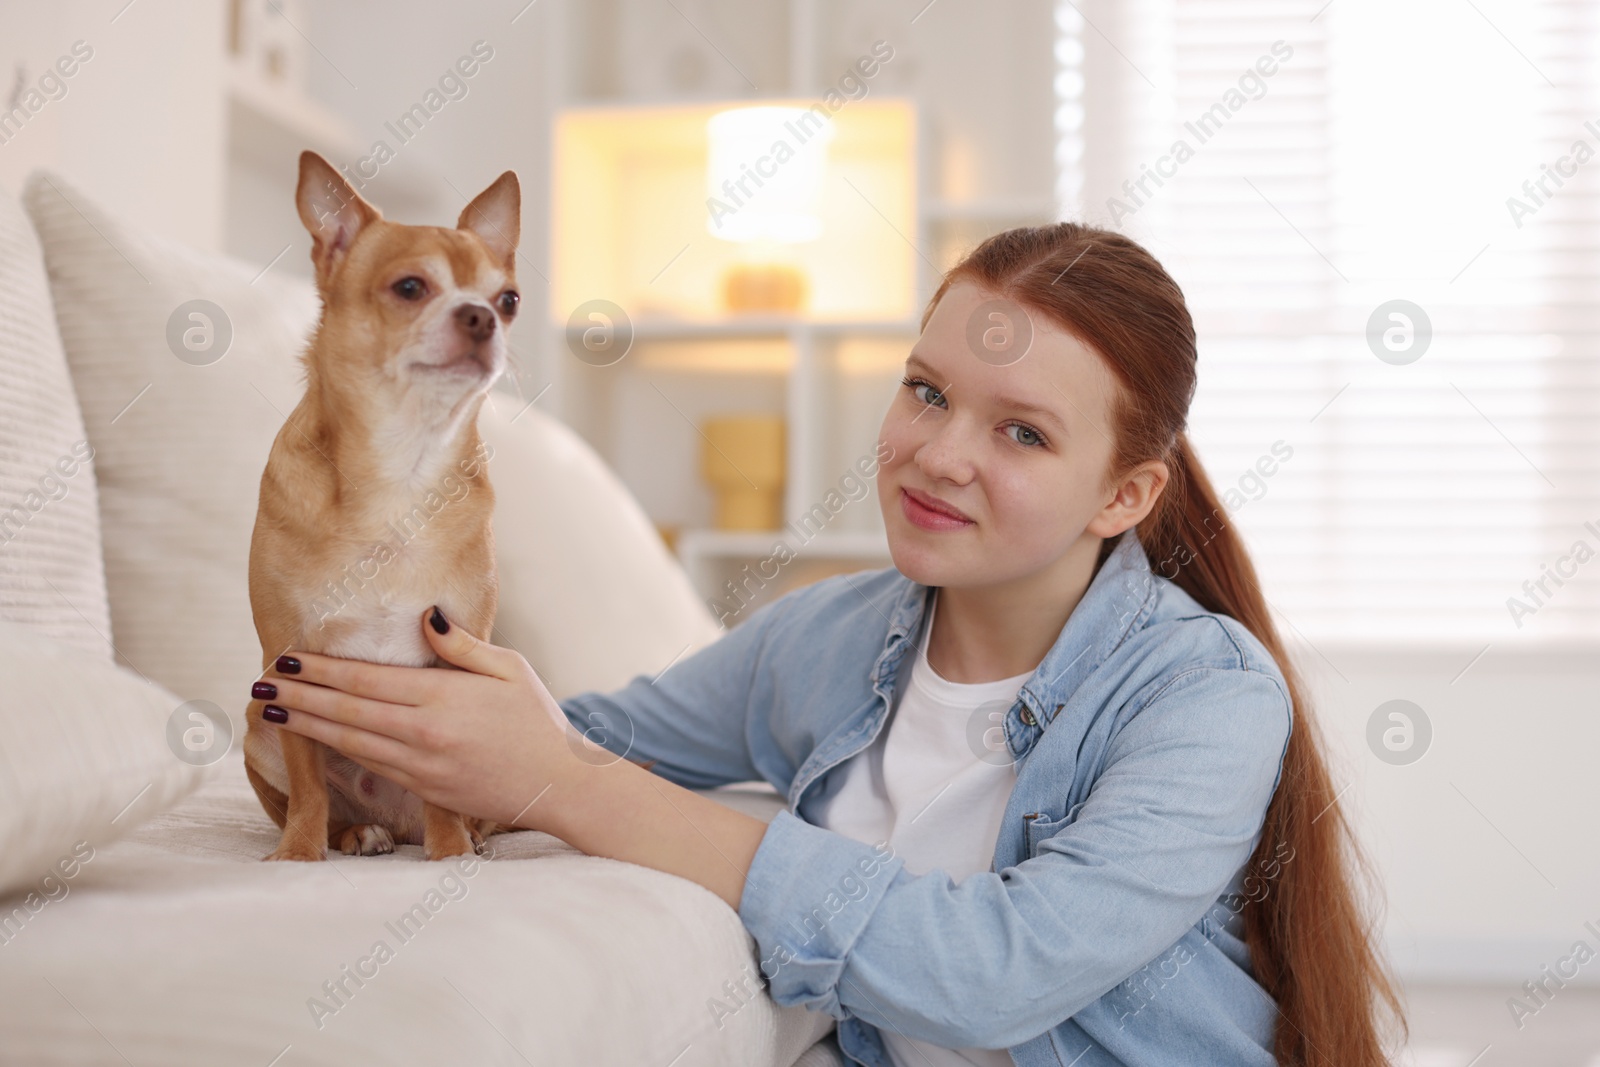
[677, 527, 895, 626]
[542, 10, 1061, 615]
[224, 58, 439, 210]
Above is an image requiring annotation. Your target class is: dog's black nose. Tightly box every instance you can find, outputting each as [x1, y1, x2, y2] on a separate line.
[454, 302, 496, 343]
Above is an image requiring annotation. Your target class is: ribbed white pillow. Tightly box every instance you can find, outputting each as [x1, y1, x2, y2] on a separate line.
[23, 168, 721, 726]
[22, 169, 320, 717]
[0, 177, 113, 659]
[0, 617, 215, 899]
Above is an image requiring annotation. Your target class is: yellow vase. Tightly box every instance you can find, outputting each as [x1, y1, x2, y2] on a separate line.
[700, 415, 786, 530]
[722, 263, 807, 313]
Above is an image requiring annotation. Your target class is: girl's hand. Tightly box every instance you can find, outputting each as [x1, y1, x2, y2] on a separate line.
[258, 606, 587, 831]
[259, 607, 767, 911]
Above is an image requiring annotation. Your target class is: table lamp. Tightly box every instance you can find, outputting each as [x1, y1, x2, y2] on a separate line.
[705, 105, 834, 314]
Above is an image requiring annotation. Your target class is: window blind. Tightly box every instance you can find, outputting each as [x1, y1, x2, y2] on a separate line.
[1056, 0, 1600, 643]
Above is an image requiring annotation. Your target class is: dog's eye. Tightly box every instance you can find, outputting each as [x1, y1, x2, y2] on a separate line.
[391, 277, 428, 301]
[498, 290, 519, 317]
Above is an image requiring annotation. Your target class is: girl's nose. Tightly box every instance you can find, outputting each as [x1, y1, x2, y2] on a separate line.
[914, 421, 975, 485]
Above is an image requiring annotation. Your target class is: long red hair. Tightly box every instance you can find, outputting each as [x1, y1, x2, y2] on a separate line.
[923, 223, 1406, 1065]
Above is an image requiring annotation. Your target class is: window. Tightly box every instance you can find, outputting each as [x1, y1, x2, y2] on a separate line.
[1056, 0, 1600, 643]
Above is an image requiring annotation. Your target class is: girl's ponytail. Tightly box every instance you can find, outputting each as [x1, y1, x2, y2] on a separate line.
[1140, 431, 1401, 1067]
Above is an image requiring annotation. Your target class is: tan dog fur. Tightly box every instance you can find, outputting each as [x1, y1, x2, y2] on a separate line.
[244, 151, 519, 862]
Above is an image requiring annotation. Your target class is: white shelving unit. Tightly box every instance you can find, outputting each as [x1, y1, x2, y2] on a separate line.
[543, 168, 1056, 621]
[671, 192, 1060, 620]
[671, 318, 912, 620]
[541, 11, 1059, 623]
[626, 316, 920, 539]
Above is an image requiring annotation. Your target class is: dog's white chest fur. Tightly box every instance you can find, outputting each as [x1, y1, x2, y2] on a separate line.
[314, 589, 440, 669]
[246, 566, 459, 845]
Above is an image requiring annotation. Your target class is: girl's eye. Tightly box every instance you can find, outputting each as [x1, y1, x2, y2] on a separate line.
[901, 375, 947, 408]
[1005, 423, 1047, 448]
[902, 375, 1048, 449]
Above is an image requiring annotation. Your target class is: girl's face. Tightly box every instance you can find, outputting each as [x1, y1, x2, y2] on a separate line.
[876, 280, 1137, 590]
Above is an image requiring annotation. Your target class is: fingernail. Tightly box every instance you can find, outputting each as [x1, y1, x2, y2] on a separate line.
[252, 682, 277, 700]
[262, 705, 288, 724]
[429, 606, 450, 634]
[276, 655, 301, 674]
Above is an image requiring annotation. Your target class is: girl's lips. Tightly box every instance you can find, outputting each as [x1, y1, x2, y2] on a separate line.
[901, 487, 974, 531]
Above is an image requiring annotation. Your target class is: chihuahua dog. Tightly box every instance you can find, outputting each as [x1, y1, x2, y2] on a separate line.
[244, 151, 518, 862]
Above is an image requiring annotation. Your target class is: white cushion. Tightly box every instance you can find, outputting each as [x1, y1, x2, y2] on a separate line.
[22, 167, 721, 718]
[0, 176, 113, 658]
[0, 617, 214, 901]
[478, 392, 723, 698]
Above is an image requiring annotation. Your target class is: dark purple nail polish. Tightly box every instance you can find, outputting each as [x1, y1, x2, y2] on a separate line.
[252, 682, 277, 700]
[429, 606, 449, 634]
[262, 705, 288, 724]
[276, 655, 301, 674]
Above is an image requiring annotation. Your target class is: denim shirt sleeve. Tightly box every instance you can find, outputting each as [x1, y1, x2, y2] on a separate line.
[554, 593, 793, 791]
[736, 663, 1293, 1051]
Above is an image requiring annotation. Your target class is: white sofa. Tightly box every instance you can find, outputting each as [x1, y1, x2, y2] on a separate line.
[0, 169, 841, 1067]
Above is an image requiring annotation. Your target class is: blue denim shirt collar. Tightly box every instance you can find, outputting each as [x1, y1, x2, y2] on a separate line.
[865, 528, 1159, 735]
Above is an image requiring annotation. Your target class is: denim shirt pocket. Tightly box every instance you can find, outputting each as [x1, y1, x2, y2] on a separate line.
[1023, 811, 1074, 858]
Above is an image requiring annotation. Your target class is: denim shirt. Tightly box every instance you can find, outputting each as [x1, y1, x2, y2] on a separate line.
[558, 529, 1293, 1066]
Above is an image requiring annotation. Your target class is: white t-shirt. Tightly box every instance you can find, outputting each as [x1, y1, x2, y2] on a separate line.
[812, 588, 1034, 1067]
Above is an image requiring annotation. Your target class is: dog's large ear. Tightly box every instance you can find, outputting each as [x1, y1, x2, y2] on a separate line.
[457, 171, 519, 266]
[296, 151, 381, 287]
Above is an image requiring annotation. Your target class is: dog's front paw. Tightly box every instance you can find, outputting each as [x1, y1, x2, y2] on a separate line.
[335, 824, 396, 856]
[264, 841, 327, 862]
[424, 836, 474, 862]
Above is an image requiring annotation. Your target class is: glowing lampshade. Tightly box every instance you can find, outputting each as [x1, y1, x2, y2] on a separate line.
[705, 105, 835, 244]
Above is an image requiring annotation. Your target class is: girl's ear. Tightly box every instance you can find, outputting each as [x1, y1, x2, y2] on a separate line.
[1087, 459, 1169, 538]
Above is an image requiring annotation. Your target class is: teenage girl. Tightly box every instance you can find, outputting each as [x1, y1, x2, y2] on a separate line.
[262, 223, 1407, 1066]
